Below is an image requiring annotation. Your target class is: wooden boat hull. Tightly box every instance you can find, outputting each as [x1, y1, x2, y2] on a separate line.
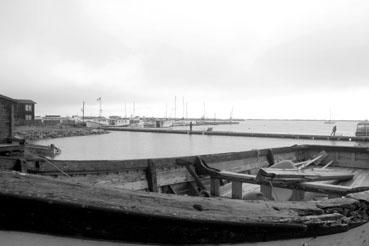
[1, 144, 369, 244]
[0, 170, 368, 244]
[1, 221, 369, 246]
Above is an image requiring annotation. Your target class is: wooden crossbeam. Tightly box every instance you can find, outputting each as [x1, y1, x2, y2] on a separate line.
[298, 182, 369, 196]
[256, 168, 353, 183]
[175, 159, 207, 192]
[210, 177, 220, 196]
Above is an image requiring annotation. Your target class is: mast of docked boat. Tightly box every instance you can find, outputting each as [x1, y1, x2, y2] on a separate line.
[185, 102, 188, 120]
[81, 100, 85, 123]
[182, 96, 185, 120]
[202, 102, 206, 120]
[230, 106, 233, 123]
[124, 102, 127, 119]
[133, 101, 135, 118]
[174, 96, 177, 121]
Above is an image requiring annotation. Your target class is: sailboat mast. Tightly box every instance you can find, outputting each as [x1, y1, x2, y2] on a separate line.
[81, 100, 85, 122]
[203, 102, 206, 120]
[124, 102, 127, 118]
[165, 103, 168, 119]
[133, 102, 135, 118]
[174, 96, 177, 120]
[182, 97, 185, 119]
[230, 106, 233, 122]
[185, 102, 188, 120]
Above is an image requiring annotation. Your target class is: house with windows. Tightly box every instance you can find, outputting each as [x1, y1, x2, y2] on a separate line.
[0, 94, 36, 126]
[0, 94, 15, 143]
[14, 99, 36, 121]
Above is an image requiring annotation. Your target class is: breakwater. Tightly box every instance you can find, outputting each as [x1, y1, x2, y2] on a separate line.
[15, 126, 108, 141]
[104, 127, 369, 142]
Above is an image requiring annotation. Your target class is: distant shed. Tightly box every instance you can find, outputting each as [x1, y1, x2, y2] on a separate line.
[0, 94, 16, 143]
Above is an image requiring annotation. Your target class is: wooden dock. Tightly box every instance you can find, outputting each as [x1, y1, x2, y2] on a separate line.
[104, 127, 369, 142]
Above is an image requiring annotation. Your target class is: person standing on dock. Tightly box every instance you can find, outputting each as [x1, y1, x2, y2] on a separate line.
[331, 125, 337, 136]
[189, 121, 193, 132]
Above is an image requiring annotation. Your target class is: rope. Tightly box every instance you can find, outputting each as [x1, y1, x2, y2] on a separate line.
[25, 151, 71, 178]
[40, 156, 71, 178]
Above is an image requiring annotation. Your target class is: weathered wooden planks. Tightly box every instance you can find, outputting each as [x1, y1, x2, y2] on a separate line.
[256, 168, 354, 183]
[0, 171, 368, 244]
[300, 182, 369, 196]
[295, 151, 328, 169]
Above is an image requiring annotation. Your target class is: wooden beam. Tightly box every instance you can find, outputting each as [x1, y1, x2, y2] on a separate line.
[232, 181, 243, 199]
[217, 171, 257, 183]
[146, 159, 158, 192]
[176, 159, 206, 191]
[9, 104, 14, 142]
[322, 160, 334, 169]
[295, 151, 328, 169]
[299, 182, 369, 196]
[256, 168, 353, 183]
[210, 177, 220, 197]
[13, 158, 27, 172]
[266, 149, 275, 166]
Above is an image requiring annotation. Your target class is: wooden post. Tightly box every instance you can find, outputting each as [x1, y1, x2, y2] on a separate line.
[260, 184, 273, 200]
[210, 177, 220, 196]
[13, 159, 27, 173]
[9, 104, 14, 142]
[146, 159, 158, 192]
[266, 149, 275, 166]
[232, 181, 243, 199]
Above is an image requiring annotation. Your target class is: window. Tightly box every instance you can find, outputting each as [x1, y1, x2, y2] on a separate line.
[25, 104, 32, 112]
[25, 115, 32, 120]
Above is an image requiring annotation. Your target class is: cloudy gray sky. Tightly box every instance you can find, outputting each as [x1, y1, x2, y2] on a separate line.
[1, 0, 369, 119]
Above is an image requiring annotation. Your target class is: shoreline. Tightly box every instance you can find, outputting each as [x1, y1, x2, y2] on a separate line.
[15, 125, 109, 142]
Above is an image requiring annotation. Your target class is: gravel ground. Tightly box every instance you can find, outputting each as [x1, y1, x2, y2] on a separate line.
[14, 125, 109, 141]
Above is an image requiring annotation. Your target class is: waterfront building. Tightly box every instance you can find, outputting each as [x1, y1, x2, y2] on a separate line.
[14, 99, 36, 122]
[0, 94, 36, 125]
[0, 94, 16, 143]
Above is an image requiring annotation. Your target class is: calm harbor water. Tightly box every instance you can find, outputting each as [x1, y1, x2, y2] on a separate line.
[35, 120, 365, 160]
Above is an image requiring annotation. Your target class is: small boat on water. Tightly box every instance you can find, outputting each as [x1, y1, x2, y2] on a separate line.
[1, 144, 369, 245]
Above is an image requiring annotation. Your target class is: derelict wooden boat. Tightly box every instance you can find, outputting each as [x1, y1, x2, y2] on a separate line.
[1, 144, 369, 245]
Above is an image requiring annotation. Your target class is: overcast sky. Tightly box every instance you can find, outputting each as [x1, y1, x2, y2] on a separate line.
[1, 0, 369, 120]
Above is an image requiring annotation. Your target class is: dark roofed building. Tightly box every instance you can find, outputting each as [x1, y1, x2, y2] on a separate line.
[14, 99, 36, 122]
[0, 94, 16, 143]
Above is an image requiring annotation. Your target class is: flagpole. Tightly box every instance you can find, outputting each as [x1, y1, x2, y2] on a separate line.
[97, 97, 102, 128]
